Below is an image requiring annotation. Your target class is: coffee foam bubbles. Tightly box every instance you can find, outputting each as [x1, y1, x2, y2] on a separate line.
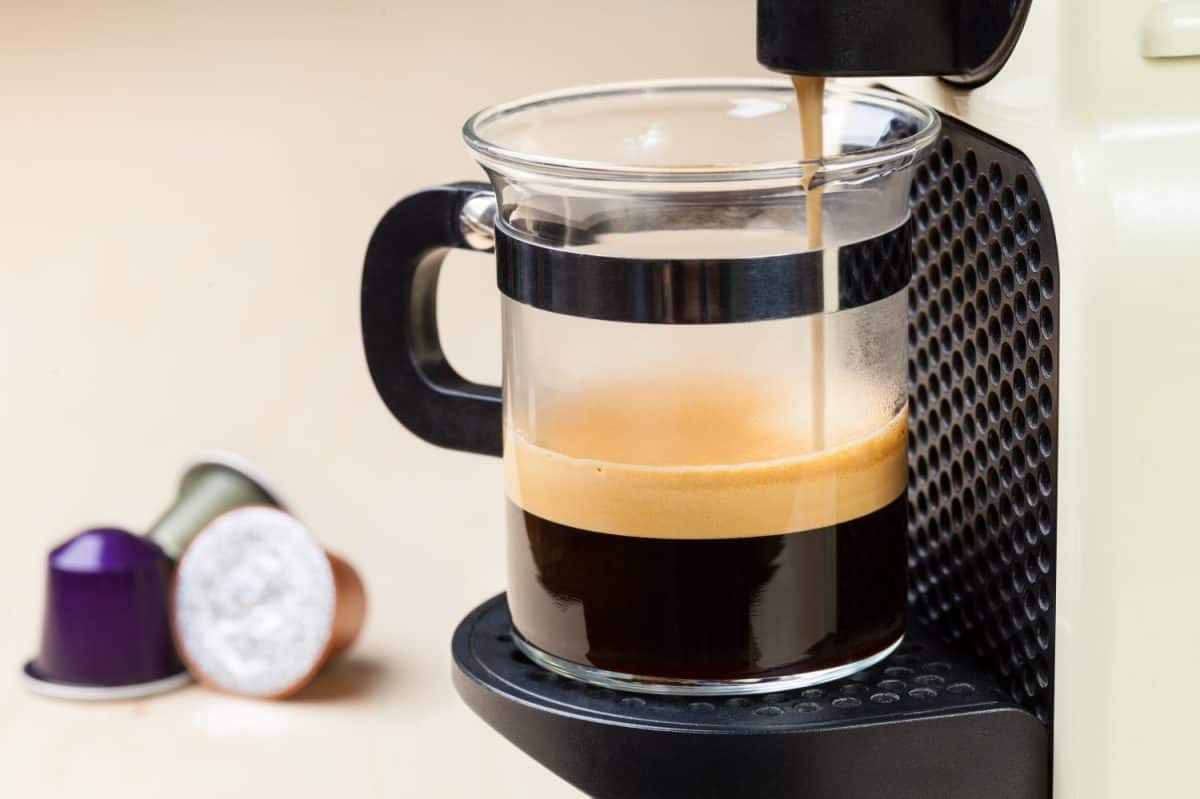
[505, 377, 906, 540]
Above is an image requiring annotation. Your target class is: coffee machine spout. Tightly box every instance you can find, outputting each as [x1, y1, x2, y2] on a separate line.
[756, 0, 1031, 85]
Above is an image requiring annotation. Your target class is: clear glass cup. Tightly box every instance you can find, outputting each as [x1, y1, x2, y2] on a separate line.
[361, 79, 939, 694]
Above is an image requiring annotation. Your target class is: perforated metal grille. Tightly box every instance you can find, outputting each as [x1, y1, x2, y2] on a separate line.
[839, 223, 913, 308]
[459, 595, 1012, 731]
[905, 118, 1059, 723]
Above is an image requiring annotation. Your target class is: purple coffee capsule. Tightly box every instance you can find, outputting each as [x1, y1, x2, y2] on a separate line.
[23, 527, 191, 700]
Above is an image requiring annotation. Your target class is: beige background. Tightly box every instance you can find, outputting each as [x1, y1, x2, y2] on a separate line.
[0, 2, 758, 796]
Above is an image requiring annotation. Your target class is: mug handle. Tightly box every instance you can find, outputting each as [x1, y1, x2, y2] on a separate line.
[361, 182, 502, 456]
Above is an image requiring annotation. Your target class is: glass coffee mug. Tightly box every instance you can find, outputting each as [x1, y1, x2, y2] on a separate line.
[362, 79, 938, 694]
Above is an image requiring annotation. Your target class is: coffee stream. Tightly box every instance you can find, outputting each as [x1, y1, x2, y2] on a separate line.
[792, 75, 827, 450]
[791, 76, 826, 249]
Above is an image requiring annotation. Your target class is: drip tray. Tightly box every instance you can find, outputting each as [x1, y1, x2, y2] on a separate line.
[453, 594, 1048, 799]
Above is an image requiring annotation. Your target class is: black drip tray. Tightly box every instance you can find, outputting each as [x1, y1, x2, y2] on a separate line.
[453, 594, 1047, 799]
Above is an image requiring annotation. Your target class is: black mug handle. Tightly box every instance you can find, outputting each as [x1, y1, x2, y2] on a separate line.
[361, 182, 502, 456]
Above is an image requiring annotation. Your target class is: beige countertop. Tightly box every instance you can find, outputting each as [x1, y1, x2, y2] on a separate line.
[0, 2, 758, 796]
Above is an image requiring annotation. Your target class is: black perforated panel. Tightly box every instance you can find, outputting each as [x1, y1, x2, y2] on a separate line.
[460, 594, 1012, 731]
[905, 117, 1059, 724]
[454, 594, 1049, 798]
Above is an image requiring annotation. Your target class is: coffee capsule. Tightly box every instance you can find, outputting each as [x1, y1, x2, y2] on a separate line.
[147, 451, 282, 560]
[170, 506, 366, 699]
[23, 527, 191, 700]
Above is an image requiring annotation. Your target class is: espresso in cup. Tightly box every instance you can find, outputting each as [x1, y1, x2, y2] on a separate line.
[505, 376, 907, 682]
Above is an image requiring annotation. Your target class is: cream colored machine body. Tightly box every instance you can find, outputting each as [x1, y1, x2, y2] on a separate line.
[888, 1, 1200, 795]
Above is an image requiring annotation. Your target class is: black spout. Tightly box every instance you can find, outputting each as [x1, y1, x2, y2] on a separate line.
[757, 0, 1030, 85]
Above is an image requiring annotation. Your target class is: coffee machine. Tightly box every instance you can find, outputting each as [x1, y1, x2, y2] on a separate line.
[394, 1, 1199, 796]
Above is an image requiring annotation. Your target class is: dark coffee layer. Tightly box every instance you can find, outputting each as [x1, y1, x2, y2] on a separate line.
[507, 496, 907, 681]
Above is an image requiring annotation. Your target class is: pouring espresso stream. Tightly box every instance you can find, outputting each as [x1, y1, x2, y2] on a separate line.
[792, 75, 828, 450]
